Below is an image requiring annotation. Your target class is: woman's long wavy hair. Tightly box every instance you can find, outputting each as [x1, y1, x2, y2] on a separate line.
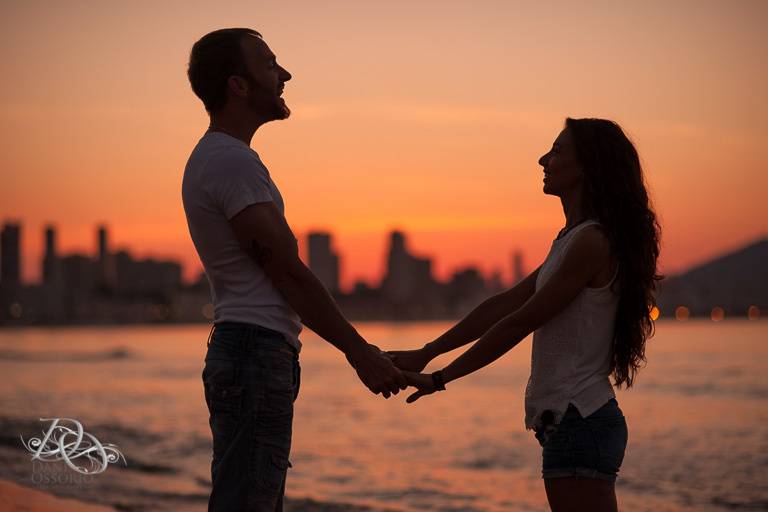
[565, 117, 662, 389]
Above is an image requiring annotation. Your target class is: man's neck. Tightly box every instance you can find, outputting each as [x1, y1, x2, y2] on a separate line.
[208, 111, 264, 146]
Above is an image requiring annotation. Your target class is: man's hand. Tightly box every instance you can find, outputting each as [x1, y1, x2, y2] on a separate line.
[346, 344, 408, 398]
[403, 371, 438, 403]
[386, 347, 434, 373]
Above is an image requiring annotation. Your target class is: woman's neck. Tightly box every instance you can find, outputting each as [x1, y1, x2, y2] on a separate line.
[560, 187, 588, 228]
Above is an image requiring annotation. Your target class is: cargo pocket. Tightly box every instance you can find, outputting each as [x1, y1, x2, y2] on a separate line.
[205, 382, 244, 460]
[248, 386, 294, 495]
[251, 449, 292, 494]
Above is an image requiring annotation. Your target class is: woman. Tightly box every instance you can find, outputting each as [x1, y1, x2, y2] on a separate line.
[388, 118, 662, 512]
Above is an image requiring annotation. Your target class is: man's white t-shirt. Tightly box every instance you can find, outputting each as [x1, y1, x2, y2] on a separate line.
[182, 131, 302, 351]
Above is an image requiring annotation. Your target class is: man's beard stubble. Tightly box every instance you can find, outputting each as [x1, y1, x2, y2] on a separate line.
[246, 79, 290, 121]
[275, 97, 290, 120]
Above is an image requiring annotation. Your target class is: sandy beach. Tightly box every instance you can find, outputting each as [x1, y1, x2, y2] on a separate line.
[0, 478, 383, 512]
[0, 479, 115, 512]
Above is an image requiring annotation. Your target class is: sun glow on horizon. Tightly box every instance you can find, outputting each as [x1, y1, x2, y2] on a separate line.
[1, 1, 766, 288]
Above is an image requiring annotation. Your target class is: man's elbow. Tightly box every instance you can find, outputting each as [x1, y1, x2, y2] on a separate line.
[262, 257, 306, 288]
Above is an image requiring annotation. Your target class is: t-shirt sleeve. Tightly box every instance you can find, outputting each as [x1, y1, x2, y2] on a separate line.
[202, 149, 274, 220]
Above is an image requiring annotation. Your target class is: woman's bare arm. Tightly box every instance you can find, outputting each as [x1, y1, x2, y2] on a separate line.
[387, 267, 540, 372]
[405, 227, 611, 402]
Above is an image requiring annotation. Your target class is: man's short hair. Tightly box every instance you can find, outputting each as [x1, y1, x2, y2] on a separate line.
[188, 28, 262, 113]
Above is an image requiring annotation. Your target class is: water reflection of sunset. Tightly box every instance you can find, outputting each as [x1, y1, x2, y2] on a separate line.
[1, 321, 765, 510]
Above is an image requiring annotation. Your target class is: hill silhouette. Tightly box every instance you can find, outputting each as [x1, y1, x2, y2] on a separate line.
[657, 237, 768, 317]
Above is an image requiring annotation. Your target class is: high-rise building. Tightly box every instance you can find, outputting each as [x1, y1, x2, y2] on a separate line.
[113, 250, 182, 295]
[307, 232, 340, 293]
[96, 224, 114, 287]
[487, 269, 504, 294]
[381, 230, 435, 301]
[39, 224, 64, 323]
[42, 225, 59, 285]
[97, 225, 108, 264]
[1, 222, 21, 285]
[449, 267, 486, 298]
[60, 253, 98, 292]
[512, 250, 525, 285]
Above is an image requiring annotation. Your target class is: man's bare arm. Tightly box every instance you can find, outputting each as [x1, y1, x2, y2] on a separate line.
[228, 201, 406, 396]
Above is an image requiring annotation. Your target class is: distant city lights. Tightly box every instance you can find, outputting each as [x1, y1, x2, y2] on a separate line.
[675, 306, 690, 321]
[9, 302, 22, 319]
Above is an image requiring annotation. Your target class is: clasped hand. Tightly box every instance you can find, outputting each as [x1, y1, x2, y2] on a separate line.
[385, 348, 440, 403]
[346, 344, 442, 403]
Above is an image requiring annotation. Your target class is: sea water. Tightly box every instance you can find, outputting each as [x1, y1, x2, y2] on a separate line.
[0, 320, 765, 511]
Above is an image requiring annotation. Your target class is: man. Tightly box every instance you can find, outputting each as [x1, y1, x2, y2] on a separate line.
[182, 28, 407, 511]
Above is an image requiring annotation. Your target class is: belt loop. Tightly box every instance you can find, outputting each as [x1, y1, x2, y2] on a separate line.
[206, 323, 215, 347]
[242, 323, 253, 351]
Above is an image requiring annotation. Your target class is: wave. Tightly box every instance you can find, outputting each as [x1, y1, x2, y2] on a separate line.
[0, 347, 133, 362]
[643, 381, 768, 400]
[345, 486, 479, 503]
[118, 458, 177, 475]
[711, 495, 768, 510]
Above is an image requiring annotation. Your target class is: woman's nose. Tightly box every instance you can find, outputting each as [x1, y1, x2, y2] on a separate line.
[538, 152, 549, 167]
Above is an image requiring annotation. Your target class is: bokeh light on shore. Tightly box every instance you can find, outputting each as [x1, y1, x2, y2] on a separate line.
[711, 306, 725, 322]
[9, 303, 23, 319]
[675, 306, 690, 321]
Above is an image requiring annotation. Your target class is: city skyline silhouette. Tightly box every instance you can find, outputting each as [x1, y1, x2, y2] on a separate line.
[0, 219, 764, 325]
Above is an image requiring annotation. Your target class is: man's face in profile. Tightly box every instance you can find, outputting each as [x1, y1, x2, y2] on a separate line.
[239, 35, 292, 121]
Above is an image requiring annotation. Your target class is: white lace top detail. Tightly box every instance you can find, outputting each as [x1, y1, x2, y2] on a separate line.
[524, 220, 619, 430]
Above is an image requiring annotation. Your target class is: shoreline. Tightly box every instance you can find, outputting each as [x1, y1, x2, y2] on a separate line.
[0, 479, 116, 512]
[0, 478, 386, 512]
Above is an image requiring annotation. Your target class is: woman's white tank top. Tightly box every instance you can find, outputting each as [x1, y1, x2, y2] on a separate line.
[524, 220, 619, 431]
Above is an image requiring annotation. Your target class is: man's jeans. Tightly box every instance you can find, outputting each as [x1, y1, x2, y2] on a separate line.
[203, 322, 300, 512]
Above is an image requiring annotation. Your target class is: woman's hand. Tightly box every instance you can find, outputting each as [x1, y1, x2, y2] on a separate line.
[386, 347, 434, 373]
[403, 371, 438, 403]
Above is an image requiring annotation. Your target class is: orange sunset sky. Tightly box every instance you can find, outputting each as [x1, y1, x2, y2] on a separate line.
[1, 1, 766, 290]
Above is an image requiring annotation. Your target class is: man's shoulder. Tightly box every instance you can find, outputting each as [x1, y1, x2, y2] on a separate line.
[205, 144, 249, 163]
[195, 141, 266, 177]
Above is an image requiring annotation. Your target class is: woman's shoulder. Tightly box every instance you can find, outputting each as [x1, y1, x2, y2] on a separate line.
[567, 223, 611, 259]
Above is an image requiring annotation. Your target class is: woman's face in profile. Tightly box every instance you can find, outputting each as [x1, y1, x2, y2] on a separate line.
[538, 128, 584, 197]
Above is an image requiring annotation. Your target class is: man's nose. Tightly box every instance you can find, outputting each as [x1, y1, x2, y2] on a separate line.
[280, 66, 292, 82]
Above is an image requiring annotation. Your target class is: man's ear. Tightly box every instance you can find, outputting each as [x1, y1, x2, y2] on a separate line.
[227, 75, 250, 99]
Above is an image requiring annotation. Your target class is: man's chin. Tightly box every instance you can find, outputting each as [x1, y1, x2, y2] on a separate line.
[250, 98, 290, 122]
[270, 99, 290, 121]
[279, 97, 291, 118]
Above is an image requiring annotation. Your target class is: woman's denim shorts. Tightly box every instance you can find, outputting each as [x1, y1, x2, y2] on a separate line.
[534, 398, 628, 482]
